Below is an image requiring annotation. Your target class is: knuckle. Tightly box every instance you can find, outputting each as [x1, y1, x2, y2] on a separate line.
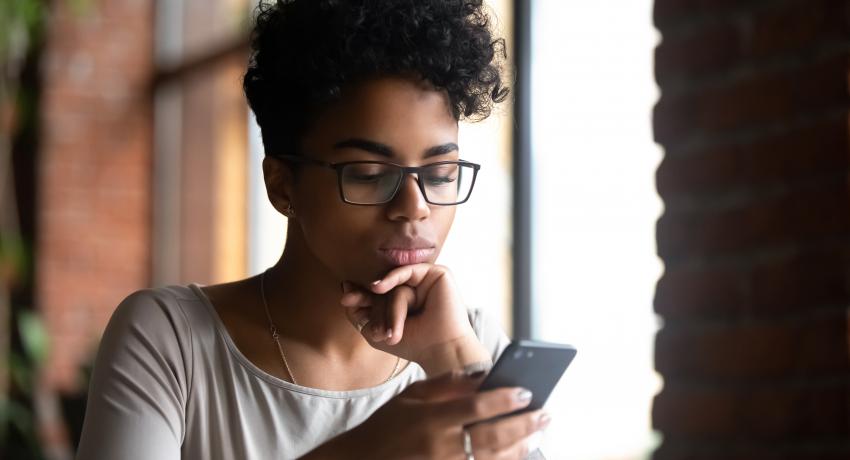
[393, 288, 411, 303]
[481, 425, 503, 449]
[470, 397, 490, 418]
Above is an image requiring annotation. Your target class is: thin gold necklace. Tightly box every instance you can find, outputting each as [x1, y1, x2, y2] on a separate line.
[259, 269, 402, 386]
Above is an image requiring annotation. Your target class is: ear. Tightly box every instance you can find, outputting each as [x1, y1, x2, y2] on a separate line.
[262, 156, 296, 216]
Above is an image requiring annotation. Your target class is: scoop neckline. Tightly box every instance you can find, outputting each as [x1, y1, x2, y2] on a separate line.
[187, 282, 417, 399]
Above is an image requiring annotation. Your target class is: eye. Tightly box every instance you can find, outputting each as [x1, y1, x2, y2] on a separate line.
[424, 164, 459, 186]
[425, 175, 457, 186]
[344, 164, 393, 183]
[349, 172, 385, 183]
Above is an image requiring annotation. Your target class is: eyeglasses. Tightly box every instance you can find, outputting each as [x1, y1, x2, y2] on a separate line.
[275, 154, 480, 206]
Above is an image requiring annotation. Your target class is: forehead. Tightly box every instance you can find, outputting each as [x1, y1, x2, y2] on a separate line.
[303, 77, 458, 155]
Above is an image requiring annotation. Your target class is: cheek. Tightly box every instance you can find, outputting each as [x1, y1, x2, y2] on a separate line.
[297, 198, 384, 281]
[432, 207, 457, 249]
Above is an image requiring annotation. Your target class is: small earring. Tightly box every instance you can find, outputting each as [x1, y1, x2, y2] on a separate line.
[283, 203, 295, 218]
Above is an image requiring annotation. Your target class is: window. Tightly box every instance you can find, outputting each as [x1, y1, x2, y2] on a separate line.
[529, 1, 664, 458]
[152, 0, 252, 285]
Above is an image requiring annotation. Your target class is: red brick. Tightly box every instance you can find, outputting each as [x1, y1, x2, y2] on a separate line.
[656, 0, 850, 84]
[37, 0, 153, 397]
[653, 381, 850, 439]
[655, 264, 747, 317]
[653, 0, 850, 455]
[656, 178, 850, 260]
[750, 246, 850, 313]
[749, 0, 850, 59]
[655, 22, 740, 85]
[657, 244, 850, 318]
[653, 383, 737, 438]
[654, 441, 850, 460]
[656, 113, 849, 201]
[655, 308, 850, 379]
[653, 0, 754, 29]
[654, 55, 850, 148]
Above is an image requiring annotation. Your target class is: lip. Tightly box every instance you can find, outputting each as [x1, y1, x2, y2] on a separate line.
[377, 235, 437, 266]
[377, 248, 436, 266]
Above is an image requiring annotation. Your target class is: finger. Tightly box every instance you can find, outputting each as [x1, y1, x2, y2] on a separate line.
[434, 387, 533, 426]
[340, 283, 390, 342]
[385, 286, 415, 345]
[367, 298, 391, 343]
[342, 304, 371, 334]
[340, 290, 373, 308]
[371, 263, 442, 294]
[340, 281, 376, 308]
[468, 410, 547, 453]
[401, 369, 486, 401]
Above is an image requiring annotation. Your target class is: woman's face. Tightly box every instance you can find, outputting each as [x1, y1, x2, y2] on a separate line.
[271, 77, 461, 285]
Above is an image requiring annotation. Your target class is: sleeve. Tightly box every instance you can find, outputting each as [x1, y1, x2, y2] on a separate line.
[467, 307, 512, 366]
[75, 288, 193, 460]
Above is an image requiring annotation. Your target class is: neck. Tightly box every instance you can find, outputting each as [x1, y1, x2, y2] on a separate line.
[263, 227, 370, 360]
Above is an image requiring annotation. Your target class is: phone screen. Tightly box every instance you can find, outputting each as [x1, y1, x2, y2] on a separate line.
[478, 340, 577, 413]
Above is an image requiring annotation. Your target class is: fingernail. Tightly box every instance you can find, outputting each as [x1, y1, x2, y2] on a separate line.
[465, 370, 486, 379]
[538, 413, 551, 429]
[516, 389, 533, 404]
[386, 328, 393, 339]
[371, 279, 381, 286]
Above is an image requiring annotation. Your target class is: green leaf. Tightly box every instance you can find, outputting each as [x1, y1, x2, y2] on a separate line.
[17, 310, 48, 365]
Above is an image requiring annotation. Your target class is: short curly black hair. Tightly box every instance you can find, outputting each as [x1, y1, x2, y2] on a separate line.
[243, 0, 509, 157]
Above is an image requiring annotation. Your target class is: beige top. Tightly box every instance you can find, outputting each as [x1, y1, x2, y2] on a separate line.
[75, 284, 525, 459]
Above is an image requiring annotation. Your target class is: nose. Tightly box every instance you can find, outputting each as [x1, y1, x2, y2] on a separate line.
[386, 174, 430, 221]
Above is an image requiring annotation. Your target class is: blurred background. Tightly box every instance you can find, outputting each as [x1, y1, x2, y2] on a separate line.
[3, 0, 849, 459]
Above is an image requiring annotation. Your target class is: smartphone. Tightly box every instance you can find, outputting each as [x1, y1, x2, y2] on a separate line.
[477, 340, 577, 414]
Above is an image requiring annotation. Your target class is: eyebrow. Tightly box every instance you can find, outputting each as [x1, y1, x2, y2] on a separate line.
[332, 138, 459, 159]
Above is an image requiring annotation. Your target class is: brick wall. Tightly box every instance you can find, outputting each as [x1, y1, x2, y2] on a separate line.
[652, 0, 850, 458]
[38, 0, 153, 395]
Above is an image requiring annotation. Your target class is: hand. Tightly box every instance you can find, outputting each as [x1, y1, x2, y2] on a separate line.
[339, 263, 491, 374]
[301, 371, 550, 460]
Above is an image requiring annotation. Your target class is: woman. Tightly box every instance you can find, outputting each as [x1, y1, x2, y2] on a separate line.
[76, 0, 549, 458]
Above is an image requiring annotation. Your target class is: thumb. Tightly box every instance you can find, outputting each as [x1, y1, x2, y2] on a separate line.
[401, 369, 485, 402]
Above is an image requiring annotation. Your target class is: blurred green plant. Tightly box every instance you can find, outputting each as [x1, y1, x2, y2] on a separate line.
[1, 0, 90, 458]
[0, 310, 48, 454]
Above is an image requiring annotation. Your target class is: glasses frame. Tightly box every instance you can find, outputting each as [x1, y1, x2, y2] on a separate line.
[274, 154, 481, 206]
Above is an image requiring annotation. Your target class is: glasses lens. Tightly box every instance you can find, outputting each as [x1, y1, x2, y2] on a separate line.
[421, 163, 475, 205]
[340, 163, 402, 204]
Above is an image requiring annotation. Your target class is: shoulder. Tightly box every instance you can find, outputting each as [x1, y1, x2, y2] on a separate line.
[106, 286, 199, 338]
[97, 285, 211, 370]
[78, 287, 200, 458]
[92, 285, 203, 399]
